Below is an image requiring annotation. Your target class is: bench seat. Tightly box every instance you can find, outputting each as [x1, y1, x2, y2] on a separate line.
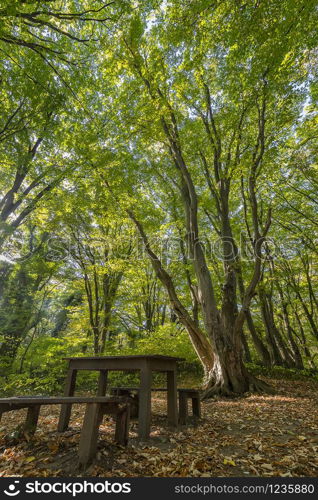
[0, 396, 130, 467]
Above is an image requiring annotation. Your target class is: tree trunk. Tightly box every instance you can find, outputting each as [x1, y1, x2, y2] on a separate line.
[294, 309, 317, 370]
[237, 269, 271, 366]
[259, 290, 295, 367]
[280, 301, 304, 369]
[241, 328, 252, 363]
[202, 329, 272, 397]
[246, 310, 271, 366]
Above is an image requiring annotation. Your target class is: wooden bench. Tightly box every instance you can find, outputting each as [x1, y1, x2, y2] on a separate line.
[110, 387, 201, 424]
[177, 389, 201, 424]
[0, 396, 130, 467]
[110, 387, 140, 418]
[110, 387, 169, 418]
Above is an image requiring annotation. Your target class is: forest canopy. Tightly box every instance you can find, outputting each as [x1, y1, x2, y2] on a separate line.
[0, 0, 317, 397]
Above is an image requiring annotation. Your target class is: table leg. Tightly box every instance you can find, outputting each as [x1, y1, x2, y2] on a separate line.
[138, 365, 152, 440]
[58, 368, 77, 432]
[97, 370, 108, 395]
[167, 369, 178, 427]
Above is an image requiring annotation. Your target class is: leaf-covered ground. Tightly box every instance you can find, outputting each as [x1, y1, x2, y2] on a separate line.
[0, 378, 317, 477]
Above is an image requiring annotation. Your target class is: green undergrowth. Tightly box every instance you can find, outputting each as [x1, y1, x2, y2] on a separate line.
[0, 360, 203, 397]
[247, 363, 318, 382]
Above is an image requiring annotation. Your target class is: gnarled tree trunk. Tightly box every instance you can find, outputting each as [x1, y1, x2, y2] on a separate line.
[118, 51, 274, 396]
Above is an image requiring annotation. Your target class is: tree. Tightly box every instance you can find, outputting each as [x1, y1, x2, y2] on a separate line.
[0, 227, 57, 374]
[95, 0, 317, 395]
[0, 1, 118, 252]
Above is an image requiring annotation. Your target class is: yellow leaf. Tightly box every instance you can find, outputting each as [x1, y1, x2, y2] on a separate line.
[25, 456, 36, 463]
[223, 458, 236, 466]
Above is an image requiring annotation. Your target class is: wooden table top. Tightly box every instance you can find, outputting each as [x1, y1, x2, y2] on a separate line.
[63, 355, 185, 361]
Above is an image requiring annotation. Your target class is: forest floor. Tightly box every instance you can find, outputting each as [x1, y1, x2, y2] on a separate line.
[0, 377, 317, 477]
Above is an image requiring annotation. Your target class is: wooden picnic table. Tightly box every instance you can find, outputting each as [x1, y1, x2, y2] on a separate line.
[57, 355, 184, 440]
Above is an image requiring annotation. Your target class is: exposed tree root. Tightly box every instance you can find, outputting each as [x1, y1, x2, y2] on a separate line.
[247, 373, 275, 394]
[200, 374, 275, 400]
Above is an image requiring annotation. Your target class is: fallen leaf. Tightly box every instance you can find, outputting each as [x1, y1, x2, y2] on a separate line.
[223, 459, 236, 466]
[261, 463, 274, 470]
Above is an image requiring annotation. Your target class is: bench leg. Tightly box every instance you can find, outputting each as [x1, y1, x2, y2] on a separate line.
[167, 369, 178, 427]
[192, 396, 201, 419]
[24, 405, 41, 435]
[97, 370, 108, 426]
[178, 392, 188, 425]
[97, 370, 108, 396]
[111, 389, 139, 418]
[115, 405, 130, 446]
[130, 394, 139, 419]
[138, 365, 152, 440]
[78, 403, 103, 468]
[58, 368, 77, 432]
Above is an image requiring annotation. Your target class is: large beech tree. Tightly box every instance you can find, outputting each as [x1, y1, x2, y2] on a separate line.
[96, 0, 317, 395]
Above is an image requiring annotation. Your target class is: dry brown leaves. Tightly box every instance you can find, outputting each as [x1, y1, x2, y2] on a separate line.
[0, 377, 317, 477]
